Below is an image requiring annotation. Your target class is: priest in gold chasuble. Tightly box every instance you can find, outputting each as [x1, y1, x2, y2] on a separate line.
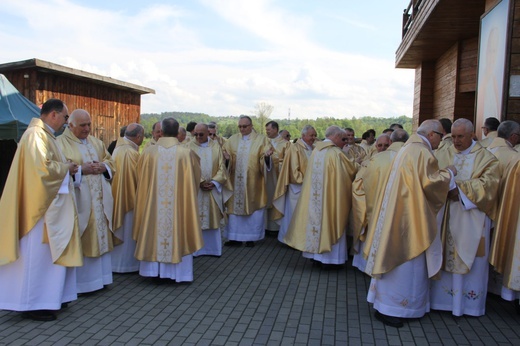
[111, 124, 144, 273]
[272, 125, 317, 245]
[485, 121, 520, 301]
[351, 129, 408, 273]
[265, 121, 291, 235]
[222, 116, 274, 247]
[364, 120, 454, 328]
[489, 154, 520, 303]
[0, 99, 83, 321]
[57, 109, 116, 294]
[430, 119, 499, 317]
[133, 117, 203, 282]
[188, 123, 232, 257]
[284, 126, 357, 265]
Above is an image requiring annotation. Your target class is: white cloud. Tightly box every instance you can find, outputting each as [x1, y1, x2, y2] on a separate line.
[0, 0, 414, 119]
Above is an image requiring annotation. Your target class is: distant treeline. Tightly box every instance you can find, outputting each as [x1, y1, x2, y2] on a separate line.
[140, 111, 413, 139]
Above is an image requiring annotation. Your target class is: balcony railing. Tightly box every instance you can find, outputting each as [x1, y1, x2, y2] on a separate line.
[402, 0, 424, 37]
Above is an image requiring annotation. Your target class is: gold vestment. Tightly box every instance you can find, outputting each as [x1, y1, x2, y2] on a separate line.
[111, 137, 140, 233]
[187, 139, 233, 230]
[133, 137, 203, 263]
[489, 156, 520, 290]
[436, 142, 500, 274]
[223, 131, 273, 216]
[57, 128, 117, 257]
[0, 118, 82, 266]
[363, 134, 452, 276]
[284, 141, 357, 253]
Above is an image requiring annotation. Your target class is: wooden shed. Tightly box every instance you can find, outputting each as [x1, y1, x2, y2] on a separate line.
[397, 0, 519, 136]
[0, 58, 155, 145]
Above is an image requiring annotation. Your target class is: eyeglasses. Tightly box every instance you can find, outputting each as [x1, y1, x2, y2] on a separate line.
[432, 131, 444, 138]
[209, 133, 216, 137]
[342, 138, 348, 142]
[192, 133, 205, 137]
[238, 124, 251, 129]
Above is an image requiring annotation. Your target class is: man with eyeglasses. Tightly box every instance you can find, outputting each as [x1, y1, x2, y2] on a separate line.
[187, 123, 232, 257]
[222, 116, 274, 247]
[208, 122, 226, 147]
[364, 119, 456, 328]
[57, 109, 117, 295]
[0, 98, 83, 321]
[284, 126, 357, 268]
[431, 118, 499, 317]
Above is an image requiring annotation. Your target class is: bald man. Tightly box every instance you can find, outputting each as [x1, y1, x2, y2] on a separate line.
[57, 109, 117, 294]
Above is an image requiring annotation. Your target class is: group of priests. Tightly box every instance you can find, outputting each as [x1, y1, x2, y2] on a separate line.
[0, 98, 519, 329]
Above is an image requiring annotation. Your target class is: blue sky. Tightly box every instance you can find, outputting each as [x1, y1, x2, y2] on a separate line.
[0, 0, 414, 119]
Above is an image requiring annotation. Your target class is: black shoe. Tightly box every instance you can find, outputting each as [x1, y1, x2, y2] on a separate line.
[374, 311, 403, 328]
[515, 299, 520, 315]
[22, 310, 57, 322]
[265, 230, 278, 237]
[61, 302, 70, 309]
[224, 240, 242, 247]
[245, 241, 255, 247]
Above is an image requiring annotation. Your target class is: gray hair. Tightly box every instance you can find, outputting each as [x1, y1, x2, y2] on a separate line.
[390, 129, 409, 143]
[301, 125, 315, 136]
[452, 118, 474, 133]
[376, 134, 391, 143]
[325, 125, 344, 139]
[68, 109, 90, 126]
[497, 120, 520, 139]
[239, 115, 253, 125]
[417, 119, 442, 137]
[125, 123, 144, 138]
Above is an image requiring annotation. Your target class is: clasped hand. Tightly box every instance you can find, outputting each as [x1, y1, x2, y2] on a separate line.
[82, 161, 106, 175]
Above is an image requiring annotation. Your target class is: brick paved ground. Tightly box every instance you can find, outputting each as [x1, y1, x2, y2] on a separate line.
[1, 236, 520, 345]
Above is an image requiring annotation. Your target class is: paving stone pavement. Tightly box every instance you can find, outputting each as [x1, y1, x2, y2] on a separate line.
[1, 236, 520, 345]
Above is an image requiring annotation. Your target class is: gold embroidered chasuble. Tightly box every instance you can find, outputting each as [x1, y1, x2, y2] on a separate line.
[489, 156, 520, 290]
[0, 118, 82, 267]
[187, 139, 233, 230]
[435, 142, 500, 274]
[133, 137, 203, 263]
[283, 141, 357, 253]
[272, 139, 313, 216]
[479, 131, 497, 148]
[57, 128, 117, 257]
[363, 134, 452, 276]
[343, 143, 367, 163]
[351, 142, 404, 250]
[111, 137, 140, 234]
[223, 131, 274, 216]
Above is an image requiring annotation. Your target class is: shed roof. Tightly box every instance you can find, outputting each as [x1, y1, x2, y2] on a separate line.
[0, 58, 155, 95]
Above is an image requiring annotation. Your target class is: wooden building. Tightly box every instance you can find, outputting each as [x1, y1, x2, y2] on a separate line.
[0, 58, 155, 145]
[397, 0, 519, 137]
